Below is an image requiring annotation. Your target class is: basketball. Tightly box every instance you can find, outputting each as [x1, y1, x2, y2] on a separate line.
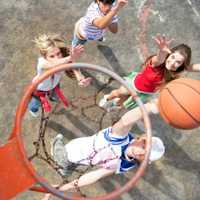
[158, 78, 200, 129]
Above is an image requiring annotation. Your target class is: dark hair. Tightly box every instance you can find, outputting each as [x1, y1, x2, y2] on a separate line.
[162, 44, 192, 83]
[170, 44, 191, 72]
[95, 0, 115, 5]
[142, 43, 192, 87]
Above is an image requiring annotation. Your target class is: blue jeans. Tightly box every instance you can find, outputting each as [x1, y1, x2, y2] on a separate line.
[71, 33, 87, 47]
[28, 96, 41, 112]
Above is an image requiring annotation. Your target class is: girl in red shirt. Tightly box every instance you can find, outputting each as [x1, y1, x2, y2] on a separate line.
[99, 35, 200, 111]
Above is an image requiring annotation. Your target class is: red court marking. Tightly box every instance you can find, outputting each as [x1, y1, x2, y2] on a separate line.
[138, 0, 154, 60]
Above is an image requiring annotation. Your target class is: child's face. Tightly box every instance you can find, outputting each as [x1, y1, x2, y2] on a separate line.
[45, 47, 62, 61]
[98, 1, 112, 15]
[126, 138, 146, 162]
[165, 52, 185, 71]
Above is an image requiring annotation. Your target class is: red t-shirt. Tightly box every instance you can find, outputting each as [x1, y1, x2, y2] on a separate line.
[134, 62, 164, 93]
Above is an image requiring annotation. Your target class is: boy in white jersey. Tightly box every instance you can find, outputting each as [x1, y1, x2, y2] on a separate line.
[72, 0, 128, 47]
[42, 108, 165, 200]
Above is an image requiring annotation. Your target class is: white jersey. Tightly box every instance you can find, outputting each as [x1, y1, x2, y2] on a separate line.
[65, 127, 138, 174]
[78, 2, 118, 41]
[35, 57, 63, 91]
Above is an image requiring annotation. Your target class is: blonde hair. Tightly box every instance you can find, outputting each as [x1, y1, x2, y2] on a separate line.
[34, 33, 68, 57]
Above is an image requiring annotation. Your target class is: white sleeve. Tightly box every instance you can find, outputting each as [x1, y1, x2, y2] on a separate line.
[87, 3, 102, 24]
[36, 57, 46, 75]
[88, 11, 101, 24]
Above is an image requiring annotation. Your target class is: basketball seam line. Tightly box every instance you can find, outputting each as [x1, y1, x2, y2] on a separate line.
[170, 81, 200, 95]
[166, 88, 200, 124]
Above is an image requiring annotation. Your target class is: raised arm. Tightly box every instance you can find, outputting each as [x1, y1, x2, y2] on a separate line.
[112, 99, 159, 137]
[41, 56, 73, 70]
[70, 45, 92, 87]
[42, 168, 114, 200]
[151, 35, 173, 67]
[41, 45, 84, 70]
[60, 168, 114, 191]
[93, 0, 128, 29]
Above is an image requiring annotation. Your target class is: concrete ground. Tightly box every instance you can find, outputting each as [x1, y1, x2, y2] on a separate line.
[0, 0, 200, 199]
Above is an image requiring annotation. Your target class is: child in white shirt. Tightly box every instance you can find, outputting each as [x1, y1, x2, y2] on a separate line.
[72, 0, 128, 47]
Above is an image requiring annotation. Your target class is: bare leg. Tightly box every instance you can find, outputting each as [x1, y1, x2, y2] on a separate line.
[107, 86, 129, 105]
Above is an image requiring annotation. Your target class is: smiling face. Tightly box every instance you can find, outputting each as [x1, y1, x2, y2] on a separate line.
[45, 47, 62, 61]
[165, 52, 185, 72]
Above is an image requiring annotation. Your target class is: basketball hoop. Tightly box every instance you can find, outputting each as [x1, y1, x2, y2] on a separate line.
[0, 63, 152, 200]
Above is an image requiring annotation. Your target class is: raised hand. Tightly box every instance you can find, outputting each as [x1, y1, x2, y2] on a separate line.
[113, 0, 128, 10]
[153, 34, 173, 54]
[70, 44, 84, 61]
[78, 77, 92, 87]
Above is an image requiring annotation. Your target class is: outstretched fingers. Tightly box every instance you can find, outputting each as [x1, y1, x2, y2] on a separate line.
[71, 45, 84, 61]
[153, 34, 173, 53]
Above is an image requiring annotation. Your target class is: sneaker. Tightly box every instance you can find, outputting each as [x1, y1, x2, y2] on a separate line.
[99, 95, 120, 112]
[49, 95, 59, 102]
[98, 37, 106, 42]
[29, 110, 39, 118]
[51, 134, 69, 176]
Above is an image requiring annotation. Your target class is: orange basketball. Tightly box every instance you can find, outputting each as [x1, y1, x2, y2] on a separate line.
[158, 78, 200, 129]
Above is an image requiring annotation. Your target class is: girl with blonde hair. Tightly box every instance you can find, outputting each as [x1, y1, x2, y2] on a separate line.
[28, 34, 91, 117]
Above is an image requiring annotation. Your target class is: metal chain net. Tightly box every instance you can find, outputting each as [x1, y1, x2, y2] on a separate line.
[26, 74, 127, 197]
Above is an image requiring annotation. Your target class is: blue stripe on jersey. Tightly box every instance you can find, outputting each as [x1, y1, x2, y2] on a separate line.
[103, 128, 134, 145]
[102, 127, 137, 173]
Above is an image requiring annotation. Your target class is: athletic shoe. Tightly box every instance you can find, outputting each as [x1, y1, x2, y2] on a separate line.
[51, 134, 69, 176]
[49, 95, 59, 102]
[99, 95, 120, 112]
[29, 110, 39, 118]
[98, 37, 106, 42]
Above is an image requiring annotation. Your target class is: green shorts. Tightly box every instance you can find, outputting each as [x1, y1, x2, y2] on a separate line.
[123, 71, 153, 109]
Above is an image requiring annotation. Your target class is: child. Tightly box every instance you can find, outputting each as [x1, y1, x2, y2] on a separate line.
[70, 0, 128, 88]
[42, 108, 165, 200]
[71, 0, 128, 47]
[28, 34, 90, 117]
[99, 35, 200, 112]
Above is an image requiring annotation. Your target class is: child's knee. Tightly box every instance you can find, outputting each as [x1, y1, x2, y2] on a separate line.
[145, 99, 159, 114]
[110, 89, 120, 97]
[111, 86, 128, 97]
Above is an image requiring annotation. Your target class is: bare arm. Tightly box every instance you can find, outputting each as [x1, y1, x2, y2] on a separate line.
[42, 45, 84, 70]
[59, 168, 114, 191]
[186, 63, 200, 72]
[42, 168, 114, 200]
[112, 99, 159, 137]
[42, 56, 73, 70]
[151, 35, 173, 67]
[93, 0, 128, 29]
[70, 45, 92, 87]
